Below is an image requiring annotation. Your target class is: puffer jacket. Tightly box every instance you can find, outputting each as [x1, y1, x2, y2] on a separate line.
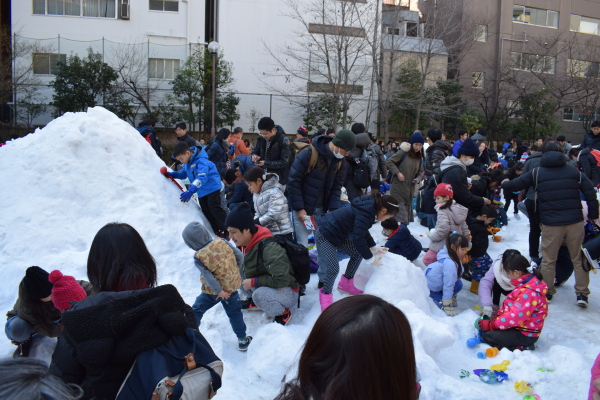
[287, 135, 346, 215]
[240, 226, 298, 289]
[521, 151, 543, 200]
[170, 147, 222, 198]
[7, 280, 94, 338]
[428, 201, 469, 253]
[253, 174, 293, 235]
[502, 151, 599, 226]
[318, 195, 378, 260]
[491, 273, 548, 337]
[227, 181, 254, 211]
[206, 138, 229, 176]
[252, 130, 292, 184]
[385, 225, 422, 261]
[424, 246, 462, 300]
[578, 147, 600, 186]
[467, 216, 489, 258]
[135, 125, 162, 157]
[49, 285, 197, 400]
[582, 132, 600, 151]
[425, 140, 452, 179]
[440, 156, 485, 211]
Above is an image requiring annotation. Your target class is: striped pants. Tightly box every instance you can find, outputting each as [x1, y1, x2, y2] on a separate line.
[315, 229, 363, 295]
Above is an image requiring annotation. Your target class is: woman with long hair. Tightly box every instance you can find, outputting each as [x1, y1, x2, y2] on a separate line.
[385, 132, 424, 225]
[207, 127, 231, 176]
[274, 295, 418, 400]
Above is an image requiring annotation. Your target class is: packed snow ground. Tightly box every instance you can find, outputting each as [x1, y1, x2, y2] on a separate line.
[0, 107, 598, 399]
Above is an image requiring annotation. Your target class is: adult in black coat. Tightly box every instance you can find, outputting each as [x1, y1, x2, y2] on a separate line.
[175, 122, 198, 148]
[581, 120, 600, 151]
[252, 118, 292, 184]
[570, 147, 600, 186]
[424, 128, 452, 181]
[501, 145, 599, 303]
[207, 128, 230, 177]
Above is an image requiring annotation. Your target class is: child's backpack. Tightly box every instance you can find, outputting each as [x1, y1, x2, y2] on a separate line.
[116, 328, 223, 400]
[256, 235, 311, 304]
[227, 139, 238, 156]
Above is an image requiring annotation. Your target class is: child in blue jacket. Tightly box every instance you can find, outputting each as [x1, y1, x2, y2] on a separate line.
[162, 142, 228, 237]
[424, 233, 469, 316]
[381, 218, 422, 261]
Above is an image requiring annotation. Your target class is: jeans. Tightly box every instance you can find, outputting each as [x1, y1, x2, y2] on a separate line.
[192, 291, 247, 338]
[425, 214, 437, 230]
[5, 316, 34, 342]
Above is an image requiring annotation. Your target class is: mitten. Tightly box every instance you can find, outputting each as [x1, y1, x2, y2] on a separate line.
[365, 255, 383, 267]
[427, 228, 437, 238]
[442, 299, 458, 316]
[478, 319, 496, 331]
[482, 306, 494, 317]
[160, 166, 176, 178]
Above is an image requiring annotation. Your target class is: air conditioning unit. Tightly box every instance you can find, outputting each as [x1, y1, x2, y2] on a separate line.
[120, 0, 130, 19]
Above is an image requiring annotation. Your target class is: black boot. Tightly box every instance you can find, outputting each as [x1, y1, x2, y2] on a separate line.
[12, 336, 33, 358]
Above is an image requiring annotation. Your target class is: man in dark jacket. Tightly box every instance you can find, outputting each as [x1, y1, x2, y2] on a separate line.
[252, 117, 292, 185]
[175, 122, 197, 148]
[581, 120, 600, 151]
[501, 142, 599, 306]
[570, 147, 600, 186]
[424, 128, 452, 182]
[521, 145, 544, 259]
[287, 130, 354, 247]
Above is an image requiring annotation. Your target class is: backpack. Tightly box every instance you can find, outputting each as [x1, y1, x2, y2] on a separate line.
[365, 143, 380, 181]
[256, 235, 311, 303]
[352, 149, 371, 189]
[227, 139, 238, 156]
[116, 328, 223, 400]
[299, 145, 342, 175]
[416, 165, 462, 214]
[385, 151, 407, 183]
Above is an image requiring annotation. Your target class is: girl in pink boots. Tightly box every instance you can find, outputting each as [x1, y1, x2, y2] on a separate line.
[314, 192, 399, 311]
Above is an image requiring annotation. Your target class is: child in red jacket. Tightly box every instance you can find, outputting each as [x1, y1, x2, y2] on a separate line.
[478, 253, 548, 351]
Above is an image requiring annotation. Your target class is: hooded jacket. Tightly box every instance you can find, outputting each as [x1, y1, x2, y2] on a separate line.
[385, 225, 422, 261]
[479, 259, 514, 308]
[428, 201, 469, 253]
[440, 156, 485, 211]
[502, 151, 599, 226]
[252, 130, 292, 184]
[424, 246, 462, 300]
[227, 181, 253, 211]
[182, 222, 244, 294]
[136, 125, 162, 157]
[425, 140, 452, 179]
[206, 138, 229, 176]
[253, 174, 293, 235]
[317, 195, 378, 260]
[287, 135, 347, 215]
[491, 273, 548, 337]
[170, 147, 222, 198]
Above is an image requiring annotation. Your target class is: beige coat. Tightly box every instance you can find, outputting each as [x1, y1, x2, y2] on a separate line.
[386, 150, 423, 204]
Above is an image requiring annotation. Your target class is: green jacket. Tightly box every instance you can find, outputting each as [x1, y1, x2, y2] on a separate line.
[243, 231, 298, 289]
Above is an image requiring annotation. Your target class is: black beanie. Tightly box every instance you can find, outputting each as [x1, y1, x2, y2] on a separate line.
[458, 138, 480, 157]
[23, 266, 53, 299]
[225, 203, 256, 231]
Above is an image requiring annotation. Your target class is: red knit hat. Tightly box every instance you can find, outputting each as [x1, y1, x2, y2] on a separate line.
[433, 183, 453, 198]
[49, 270, 87, 311]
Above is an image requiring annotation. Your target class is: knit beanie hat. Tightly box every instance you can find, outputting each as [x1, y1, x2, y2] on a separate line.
[225, 202, 256, 231]
[332, 129, 357, 152]
[23, 266, 53, 299]
[410, 131, 425, 144]
[458, 138, 480, 156]
[297, 126, 308, 137]
[434, 183, 453, 198]
[49, 270, 87, 311]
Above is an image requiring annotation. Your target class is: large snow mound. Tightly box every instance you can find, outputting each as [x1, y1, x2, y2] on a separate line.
[0, 107, 598, 399]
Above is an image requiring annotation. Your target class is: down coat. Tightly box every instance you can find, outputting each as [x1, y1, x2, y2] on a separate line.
[206, 138, 229, 176]
[318, 195, 378, 260]
[425, 140, 452, 180]
[428, 201, 469, 253]
[170, 147, 222, 198]
[501, 151, 599, 226]
[385, 225, 422, 261]
[253, 174, 293, 236]
[440, 156, 485, 211]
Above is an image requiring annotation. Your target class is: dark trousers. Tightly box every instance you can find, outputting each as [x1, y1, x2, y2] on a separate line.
[492, 279, 511, 307]
[504, 192, 519, 213]
[482, 328, 538, 351]
[344, 175, 363, 201]
[199, 189, 228, 236]
[525, 199, 541, 258]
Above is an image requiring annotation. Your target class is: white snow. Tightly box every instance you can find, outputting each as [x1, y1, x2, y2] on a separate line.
[0, 107, 598, 399]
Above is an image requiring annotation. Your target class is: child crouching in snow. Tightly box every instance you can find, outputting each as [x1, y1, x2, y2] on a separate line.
[478, 249, 520, 317]
[381, 218, 422, 262]
[466, 204, 497, 294]
[422, 183, 469, 266]
[425, 233, 468, 316]
[477, 253, 548, 351]
[182, 222, 252, 352]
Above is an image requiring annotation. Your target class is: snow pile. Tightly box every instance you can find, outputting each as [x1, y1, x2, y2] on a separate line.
[0, 107, 597, 399]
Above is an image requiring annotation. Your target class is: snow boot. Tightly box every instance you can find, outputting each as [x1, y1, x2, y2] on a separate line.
[319, 288, 333, 311]
[514, 213, 520, 220]
[12, 337, 33, 358]
[470, 280, 480, 295]
[337, 275, 363, 295]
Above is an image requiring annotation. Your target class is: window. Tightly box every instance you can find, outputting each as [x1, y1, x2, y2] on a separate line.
[562, 106, 600, 121]
[307, 82, 363, 95]
[513, 5, 558, 28]
[474, 24, 487, 42]
[511, 52, 556, 74]
[571, 15, 600, 35]
[149, 0, 178, 12]
[308, 23, 366, 38]
[472, 72, 484, 88]
[148, 58, 180, 79]
[385, 27, 400, 35]
[406, 22, 418, 37]
[33, 0, 115, 17]
[568, 59, 600, 79]
[33, 53, 66, 75]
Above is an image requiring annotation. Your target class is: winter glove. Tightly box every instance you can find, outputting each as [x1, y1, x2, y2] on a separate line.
[160, 166, 176, 178]
[427, 228, 437, 238]
[478, 319, 496, 332]
[482, 306, 494, 318]
[180, 184, 199, 202]
[365, 255, 383, 267]
[442, 299, 458, 316]
[370, 247, 388, 256]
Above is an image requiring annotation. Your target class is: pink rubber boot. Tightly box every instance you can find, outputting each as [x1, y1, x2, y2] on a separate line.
[319, 288, 333, 311]
[337, 275, 364, 295]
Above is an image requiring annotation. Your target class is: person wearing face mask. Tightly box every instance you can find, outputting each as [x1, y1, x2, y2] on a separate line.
[287, 129, 354, 257]
[439, 138, 490, 212]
